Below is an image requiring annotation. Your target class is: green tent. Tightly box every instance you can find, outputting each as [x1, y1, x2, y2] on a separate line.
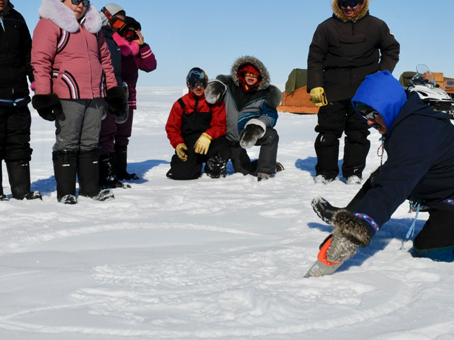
[285, 69, 307, 93]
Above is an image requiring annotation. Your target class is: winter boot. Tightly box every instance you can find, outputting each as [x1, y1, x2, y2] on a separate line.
[205, 155, 227, 179]
[0, 164, 8, 201]
[78, 150, 114, 201]
[53, 151, 78, 204]
[115, 145, 139, 180]
[6, 160, 42, 200]
[99, 153, 130, 189]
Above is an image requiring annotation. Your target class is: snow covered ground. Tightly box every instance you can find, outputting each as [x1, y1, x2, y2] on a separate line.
[1, 87, 453, 340]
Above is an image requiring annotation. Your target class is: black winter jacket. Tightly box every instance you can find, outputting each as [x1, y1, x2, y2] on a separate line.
[307, 11, 400, 102]
[0, 3, 33, 106]
[101, 26, 122, 86]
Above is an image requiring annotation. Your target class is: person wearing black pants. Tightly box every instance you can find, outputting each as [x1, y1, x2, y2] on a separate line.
[166, 68, 229, 180]
[0, 0, 41, 201]
[307, 0, 400, 184]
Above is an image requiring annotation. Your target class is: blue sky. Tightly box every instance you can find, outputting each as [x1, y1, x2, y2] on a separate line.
[18, 0, 454, 87]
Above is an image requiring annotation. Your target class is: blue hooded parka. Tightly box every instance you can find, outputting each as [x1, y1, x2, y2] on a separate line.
[351, 71, 454, 237]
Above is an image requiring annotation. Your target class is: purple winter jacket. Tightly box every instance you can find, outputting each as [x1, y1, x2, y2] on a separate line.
[113, 33, 157, 109]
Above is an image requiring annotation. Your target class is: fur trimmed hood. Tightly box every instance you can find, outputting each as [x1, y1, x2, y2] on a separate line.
[38, 0, 101, 33]
[332, 0, 369, 23]
[231, 55, 271, 91]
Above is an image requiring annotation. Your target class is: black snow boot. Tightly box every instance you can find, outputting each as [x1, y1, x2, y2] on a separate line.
[99, 153, 130, 189]
[78, 150, 114, 201]
[115, 145, 139, 180]
[53, 151, 78, 204]
[205, 155, 227, 178]
[6, 160, 42, 200]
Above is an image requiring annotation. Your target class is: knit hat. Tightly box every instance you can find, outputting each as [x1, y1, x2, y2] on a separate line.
[99, 3, 125, 26]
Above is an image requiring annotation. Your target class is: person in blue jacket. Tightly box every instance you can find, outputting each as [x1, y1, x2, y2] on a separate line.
[311, 70, 454, 263]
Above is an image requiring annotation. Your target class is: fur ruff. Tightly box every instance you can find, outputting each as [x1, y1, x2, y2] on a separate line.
[265, 85, 283, 109]
[332, 210, 371, 246]
[231, 56, 271, 91]
[38, 0, 101, 33]
[332, 0, 369, 23]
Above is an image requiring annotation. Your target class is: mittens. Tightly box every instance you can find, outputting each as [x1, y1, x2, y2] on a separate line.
[31, 93, 63, 121]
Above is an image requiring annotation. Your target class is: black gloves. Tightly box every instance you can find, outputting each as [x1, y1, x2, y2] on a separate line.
[239, 124, 265, 149]
[31, 93, 63, 121]
[105, 86, 127, 116]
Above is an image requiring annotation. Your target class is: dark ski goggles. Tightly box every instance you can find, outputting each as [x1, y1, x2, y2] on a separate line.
[71, 0, 90, 7]
[190, 81, 207, 88]
[361, 109, 379, 120]
[339, 1, 359, 8]
[101, 7, 126, 30]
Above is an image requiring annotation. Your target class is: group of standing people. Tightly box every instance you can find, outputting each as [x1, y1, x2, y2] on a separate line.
[2, 0, 454, 263]
[0, 0, 155, 204]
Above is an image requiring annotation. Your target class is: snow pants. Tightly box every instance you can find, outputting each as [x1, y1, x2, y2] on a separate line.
[412, 204, 454, 262]
[315, 100, 370, 180]
[229, 127, 279, 176]
[99, 106, 134, 155]
[167, 134, 230, 180]
[0, 104, 32, 162]
[54, 98, 105, 153]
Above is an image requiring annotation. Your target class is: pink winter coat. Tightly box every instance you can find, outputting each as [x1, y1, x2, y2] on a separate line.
[31, 0, 117, 99]
[112, 33, 157, 109]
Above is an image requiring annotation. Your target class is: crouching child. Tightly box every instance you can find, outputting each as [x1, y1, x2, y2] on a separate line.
[165, 68, 230, 180]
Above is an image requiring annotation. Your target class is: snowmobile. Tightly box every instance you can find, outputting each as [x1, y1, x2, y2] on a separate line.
[405, 64, 454, 119]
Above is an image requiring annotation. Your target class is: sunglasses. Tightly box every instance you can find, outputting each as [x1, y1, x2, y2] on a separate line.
[71, 0, 90, 7]
[101, 7, 126, 30]
[361, 109, 379, 120]
[339, 2, 359, 8]
[244, 72, 259, 79]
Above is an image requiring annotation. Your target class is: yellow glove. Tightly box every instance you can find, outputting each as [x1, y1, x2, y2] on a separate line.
[309, 87, 328, 107]
[194, 132, 212, 155]
[176, 143, 188, 161]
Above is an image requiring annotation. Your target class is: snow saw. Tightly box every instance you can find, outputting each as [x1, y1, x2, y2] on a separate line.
[304, 236, 343, 278]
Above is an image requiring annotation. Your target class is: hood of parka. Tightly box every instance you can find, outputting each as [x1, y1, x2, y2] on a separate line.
[38, 0, 102, 33]
[332, 0, 369, 23]
[231, 55, 271, 91]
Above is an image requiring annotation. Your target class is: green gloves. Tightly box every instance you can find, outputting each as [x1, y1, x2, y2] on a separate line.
[176, 143, 188, 161]
[194, 132, 212, 155]
[309, 87, 328, 107]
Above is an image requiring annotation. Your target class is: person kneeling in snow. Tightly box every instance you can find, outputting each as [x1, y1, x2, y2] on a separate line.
[311, 70, 454, 263]
[204, 56, 283, 181]
[165, 68, 230, 180]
